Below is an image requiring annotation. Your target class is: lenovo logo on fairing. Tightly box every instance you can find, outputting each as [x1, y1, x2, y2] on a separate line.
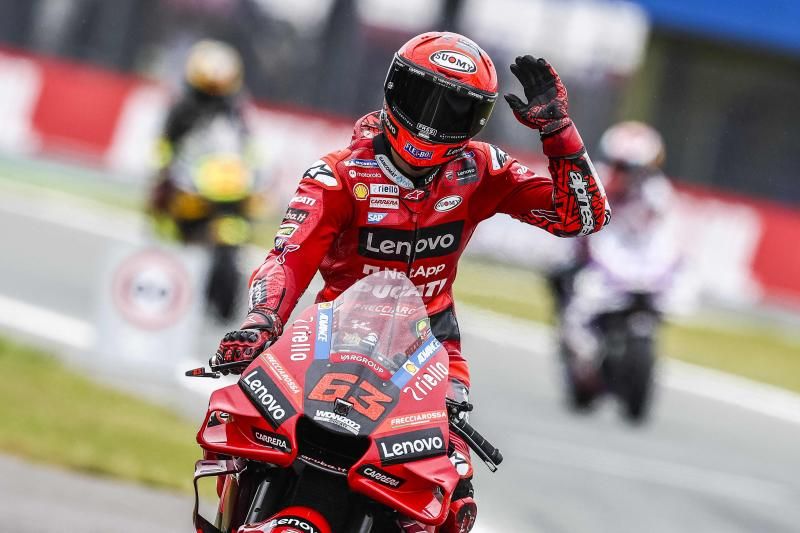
[240, 367, 297, 428]
[376, 427, 446, 465]
[568, 171, 594, 235]
[358, 221, 463, 261]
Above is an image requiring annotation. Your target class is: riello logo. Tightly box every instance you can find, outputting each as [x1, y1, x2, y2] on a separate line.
[430, 50, 477, 74]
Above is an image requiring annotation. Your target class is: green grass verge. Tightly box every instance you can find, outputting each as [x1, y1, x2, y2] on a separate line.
[0, 336, 206, 495]
[454, 258, 800, 394]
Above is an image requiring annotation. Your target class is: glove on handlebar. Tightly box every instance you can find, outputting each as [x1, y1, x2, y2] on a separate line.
[211, 310, 282, 374]
[504, 56, 572, 136]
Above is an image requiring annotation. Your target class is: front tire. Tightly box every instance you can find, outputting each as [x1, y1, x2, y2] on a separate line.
[617, 337, 655, 423]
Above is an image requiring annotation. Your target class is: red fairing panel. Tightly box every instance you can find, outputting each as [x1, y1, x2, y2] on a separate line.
[246, 111, 609, 388]
[238, 506, 331, 533]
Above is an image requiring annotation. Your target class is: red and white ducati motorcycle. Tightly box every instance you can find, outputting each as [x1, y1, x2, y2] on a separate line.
[187, 271, 502, 532]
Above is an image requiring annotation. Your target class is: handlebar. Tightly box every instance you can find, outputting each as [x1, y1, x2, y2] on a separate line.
[447, 400, 503, 472]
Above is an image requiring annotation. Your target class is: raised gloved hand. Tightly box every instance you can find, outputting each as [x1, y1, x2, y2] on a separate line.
[210, 310, 282, 374]
[504, 56, 571, 135]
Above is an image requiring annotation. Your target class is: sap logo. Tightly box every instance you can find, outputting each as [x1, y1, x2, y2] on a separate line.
[240, 368, 297, 427]
[367, 212, 388, 224]
[434, 195, 462, 212]
[370, 183, 399, 196]
[358, 221, 463, 261]
[369, 197, 399, 210]
[429, 50, 478, 74]
[376, 428, 446, 465]
[403, 361, 449, 401]
[251, 428, 291, 453]
[568, 171, 594, 235]
[403, 142, 433, 160]
[357, 465, 405, 488]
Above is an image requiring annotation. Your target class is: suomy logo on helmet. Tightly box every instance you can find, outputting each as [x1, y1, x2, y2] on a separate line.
[430, 50, 477, 74]
[404, 142, 433, 160]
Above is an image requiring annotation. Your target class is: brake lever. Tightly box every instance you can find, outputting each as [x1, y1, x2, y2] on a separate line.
[185, 367, 221, 379]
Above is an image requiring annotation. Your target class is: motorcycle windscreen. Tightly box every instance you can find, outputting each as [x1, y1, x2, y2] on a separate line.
[303, 271, 444, 438]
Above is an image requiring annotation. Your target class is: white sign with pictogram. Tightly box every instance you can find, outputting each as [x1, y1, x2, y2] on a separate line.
[95, 244, 207, 370]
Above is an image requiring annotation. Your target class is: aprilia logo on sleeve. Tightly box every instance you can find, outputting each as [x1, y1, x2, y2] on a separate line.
[376, 427, 446, 465]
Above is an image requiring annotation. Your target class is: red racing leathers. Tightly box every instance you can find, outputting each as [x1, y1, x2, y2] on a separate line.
[247, 111, 609, 388]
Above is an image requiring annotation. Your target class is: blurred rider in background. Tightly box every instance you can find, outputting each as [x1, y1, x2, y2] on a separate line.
[149, 39, 249, 219]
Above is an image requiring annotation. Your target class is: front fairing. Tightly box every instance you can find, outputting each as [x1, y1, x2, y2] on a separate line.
[196, 272, 458, 525]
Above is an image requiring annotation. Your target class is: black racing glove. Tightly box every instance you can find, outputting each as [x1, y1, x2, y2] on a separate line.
[210, 310, 283, 374]
[504, 56, 572, 136]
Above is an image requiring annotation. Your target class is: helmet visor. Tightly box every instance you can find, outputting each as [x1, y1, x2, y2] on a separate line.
[384, 56, 496, 144]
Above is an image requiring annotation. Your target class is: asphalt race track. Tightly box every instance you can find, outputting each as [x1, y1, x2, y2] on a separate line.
[1, 187, 799, 533]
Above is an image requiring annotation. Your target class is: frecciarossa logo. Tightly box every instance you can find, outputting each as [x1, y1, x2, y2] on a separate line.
[358, 221, 464, 261]
[240, 367, 297, 428]
[376, 427, 446, 465]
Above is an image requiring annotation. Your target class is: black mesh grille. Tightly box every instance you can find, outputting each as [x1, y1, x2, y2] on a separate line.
[295, 416, 372, 474]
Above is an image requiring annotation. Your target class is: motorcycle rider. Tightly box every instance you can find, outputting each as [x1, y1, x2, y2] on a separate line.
[214, 32, 609, 532]
[149, 39, 248, 223]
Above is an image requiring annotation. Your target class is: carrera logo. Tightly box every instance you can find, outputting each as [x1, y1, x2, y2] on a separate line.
[264, 516, 321, 533]
[376, 427, 446, 465]
[369, 197, 399, 210]
[357, 464, 405, 488]
[430, 50, 478, 73]
[403, 142, 433, 160]
[434, 195, 462, 212]
[251, 427, 291, 453]
[370, 183, 399, 196]
[358, 221, 463, 261]
[240, 367, 297, 428]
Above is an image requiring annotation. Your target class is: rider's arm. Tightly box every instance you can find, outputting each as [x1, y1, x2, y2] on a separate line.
[246, 155, 353, 326]
[492, 124, 610, 237]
